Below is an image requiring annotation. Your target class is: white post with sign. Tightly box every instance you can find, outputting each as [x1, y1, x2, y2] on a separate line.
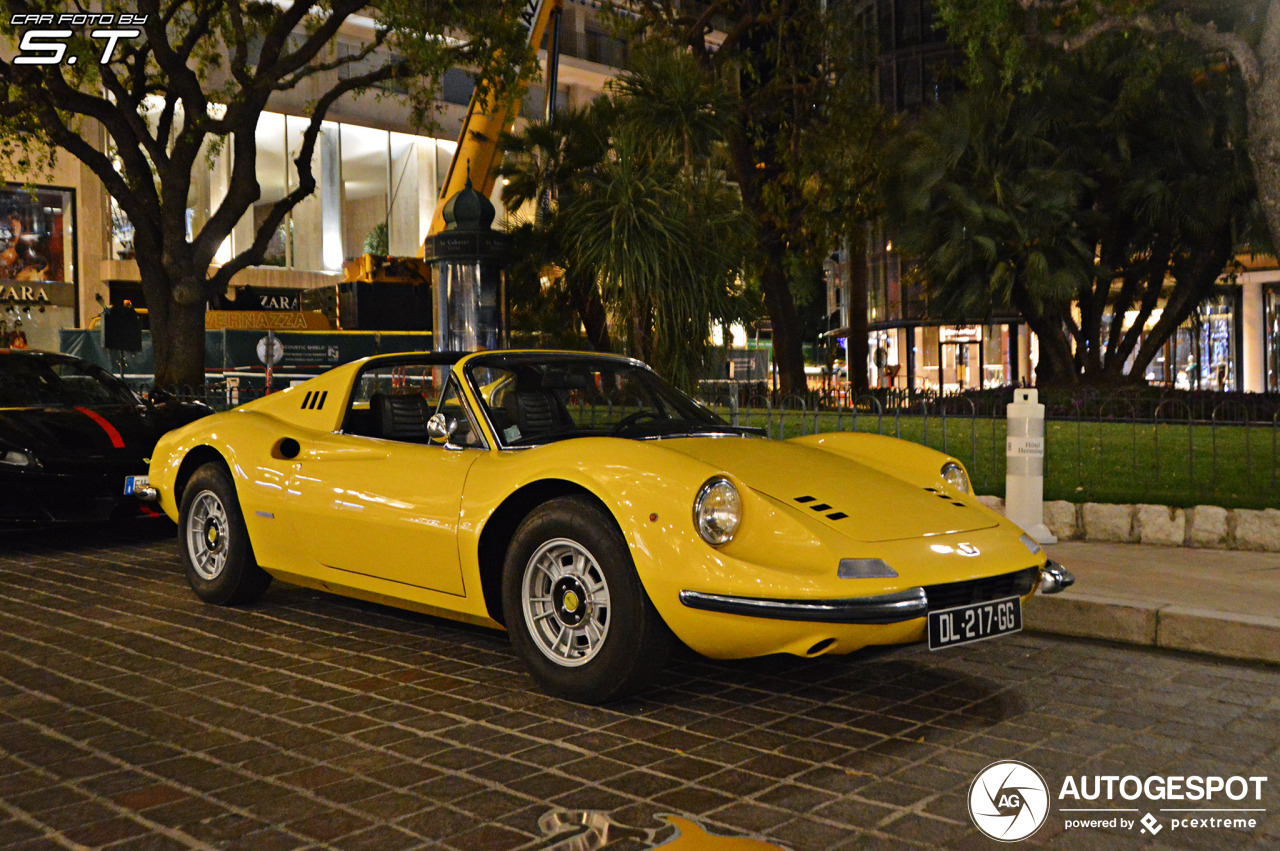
[257, 331, 284, 395]
[1006, 389, 1056, 544]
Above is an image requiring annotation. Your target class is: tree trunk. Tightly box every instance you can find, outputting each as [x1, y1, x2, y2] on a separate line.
[565, 270, 611, 352]
[758, 242, 808, 397]
[145, 278, 207, 392]
[1248, 1, 1280, 255]
[1128, 226, 1234, 379]
[846, 226, 871, 393]
[723, 99, 808, 397]
[1030, 315, 1078, 385]
[1011, 283, 1077, 386]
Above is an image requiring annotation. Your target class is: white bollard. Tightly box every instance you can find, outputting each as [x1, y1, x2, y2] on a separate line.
[1006, 388, 1056, 544]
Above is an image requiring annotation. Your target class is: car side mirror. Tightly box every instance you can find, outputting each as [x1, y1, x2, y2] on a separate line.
[427, 412, 456, 443]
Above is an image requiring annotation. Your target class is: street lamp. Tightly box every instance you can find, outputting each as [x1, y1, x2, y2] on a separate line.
[423, 176, 511, 352]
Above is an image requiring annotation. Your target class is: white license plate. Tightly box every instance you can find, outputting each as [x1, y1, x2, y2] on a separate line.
[927, 596, 1022, 650]
[123, 475, 148, 496]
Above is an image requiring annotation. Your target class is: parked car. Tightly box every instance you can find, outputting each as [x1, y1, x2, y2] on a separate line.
[0, 349, 211, 525]
[143, 350, 1073, 703]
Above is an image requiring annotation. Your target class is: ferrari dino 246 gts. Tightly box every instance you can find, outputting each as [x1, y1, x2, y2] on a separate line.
[143, 350, 1073, 703]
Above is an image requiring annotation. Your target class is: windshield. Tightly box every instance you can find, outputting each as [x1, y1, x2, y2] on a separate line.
[0, 354, 140, 409]
[465, 352, 735, 446]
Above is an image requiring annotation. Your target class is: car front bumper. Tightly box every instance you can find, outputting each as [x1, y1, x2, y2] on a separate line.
[672, 562, 1072, 658]
[679, 586, 929, 624]
[0, 466, 152, 524]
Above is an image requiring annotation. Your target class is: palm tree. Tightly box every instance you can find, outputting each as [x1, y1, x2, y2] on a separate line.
[500, 105, 614, 351]
[890, 90, 1088, 384]
[501, 43, 750, 389]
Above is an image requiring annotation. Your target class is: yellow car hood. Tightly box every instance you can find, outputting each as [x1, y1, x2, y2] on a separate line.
[661, 436, 998, 543]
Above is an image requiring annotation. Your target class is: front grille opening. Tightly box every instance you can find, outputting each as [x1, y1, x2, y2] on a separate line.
[923, 567, 1039, 611]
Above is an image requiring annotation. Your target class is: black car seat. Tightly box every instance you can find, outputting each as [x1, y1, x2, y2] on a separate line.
[502, 377, 572, 440]
[370, 392, 431, 441]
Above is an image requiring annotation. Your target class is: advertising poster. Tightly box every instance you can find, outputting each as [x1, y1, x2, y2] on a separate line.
[0, 185, 75, 351]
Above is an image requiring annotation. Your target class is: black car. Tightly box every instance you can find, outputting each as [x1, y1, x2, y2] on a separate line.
[0, 349, 211, 524]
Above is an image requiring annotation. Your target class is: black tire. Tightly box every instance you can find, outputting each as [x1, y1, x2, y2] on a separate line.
[178, 462, 271, 605]
[501, 496, 674, 704]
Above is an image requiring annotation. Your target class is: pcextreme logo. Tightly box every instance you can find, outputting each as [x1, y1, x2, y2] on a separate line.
[968, 761, 1051, 842]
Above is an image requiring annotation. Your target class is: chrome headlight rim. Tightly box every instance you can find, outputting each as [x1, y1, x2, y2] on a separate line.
[940, 460, 970, 495]
[693, 475, 742, 547]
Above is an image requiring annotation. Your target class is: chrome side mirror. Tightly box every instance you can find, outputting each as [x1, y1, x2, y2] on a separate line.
[427, 412, 456, 442]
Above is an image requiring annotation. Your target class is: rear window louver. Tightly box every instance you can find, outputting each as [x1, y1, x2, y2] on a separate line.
[301, 390, 328, 411]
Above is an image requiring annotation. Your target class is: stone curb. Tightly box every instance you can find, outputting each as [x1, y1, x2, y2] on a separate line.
[975, 496, 1280, 552]
[1026, 594, 1280, 667]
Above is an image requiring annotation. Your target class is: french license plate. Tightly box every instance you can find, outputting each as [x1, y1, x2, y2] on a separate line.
[928, 596, 1022, 650]
[123, 475, 148, 496]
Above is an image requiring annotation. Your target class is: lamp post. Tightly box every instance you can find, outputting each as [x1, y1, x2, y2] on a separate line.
[422, 177, 511, 352]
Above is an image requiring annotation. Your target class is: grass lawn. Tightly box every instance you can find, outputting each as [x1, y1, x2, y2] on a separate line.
[713, 407, 1280, 510]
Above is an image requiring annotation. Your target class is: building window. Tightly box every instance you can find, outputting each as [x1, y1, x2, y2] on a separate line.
[442, 69, 476, 106]
[209, 111, 454, 273]
[0, 184, 76, 351]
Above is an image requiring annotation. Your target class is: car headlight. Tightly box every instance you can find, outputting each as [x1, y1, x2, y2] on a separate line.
[1019, 533, 1042, 556]
[941, 461, 970, 494]
[694, 476, 742, 546]
[0, 448, 36, 468]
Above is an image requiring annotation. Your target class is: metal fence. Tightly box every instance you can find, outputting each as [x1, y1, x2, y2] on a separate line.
[148, 376, 1279, 510]
[694, 386, 1280, 511]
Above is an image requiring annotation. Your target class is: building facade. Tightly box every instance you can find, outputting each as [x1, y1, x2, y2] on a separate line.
[0, 1, 617, 348]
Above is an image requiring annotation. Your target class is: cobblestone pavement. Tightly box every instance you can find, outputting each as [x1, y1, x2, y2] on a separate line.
[1, 526, 1278, 851]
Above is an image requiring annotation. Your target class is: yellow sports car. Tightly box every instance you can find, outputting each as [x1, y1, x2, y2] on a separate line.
[143, 350, 1073, 703]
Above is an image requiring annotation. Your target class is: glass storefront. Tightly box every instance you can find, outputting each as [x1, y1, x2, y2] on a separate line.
[1265, 284, 1280, 392]
[0, 185, 76, 352]
[1138, 292, 1240, 390]
[867, 322, 1021, 392]
[110, 111, 457, 276]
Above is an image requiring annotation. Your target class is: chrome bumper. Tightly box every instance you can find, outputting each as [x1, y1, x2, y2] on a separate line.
[679, 560, 1073, 625]
[1038, 560, 1075, 594]
[132, 485, 159, 502]
[678, 587, 928, 625]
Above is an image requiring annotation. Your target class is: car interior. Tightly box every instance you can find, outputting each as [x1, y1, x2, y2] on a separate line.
[341, 361, 482, 448]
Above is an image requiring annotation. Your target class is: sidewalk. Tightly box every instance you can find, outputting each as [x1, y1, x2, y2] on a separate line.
[1026, 540, 1280, 665]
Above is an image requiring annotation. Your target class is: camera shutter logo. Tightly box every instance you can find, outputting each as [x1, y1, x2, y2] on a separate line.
[968, 760, 1050, 842]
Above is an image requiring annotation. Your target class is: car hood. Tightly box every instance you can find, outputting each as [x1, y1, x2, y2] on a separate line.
[659, 436, 998, 543]
[0, 405, 156, 461]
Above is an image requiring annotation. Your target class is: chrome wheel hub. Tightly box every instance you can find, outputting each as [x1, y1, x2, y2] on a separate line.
[522, 538, 610, 667]
[187, 490, 229, 581]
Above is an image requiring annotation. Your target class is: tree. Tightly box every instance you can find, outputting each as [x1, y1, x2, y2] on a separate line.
[500, 104, 615, 351]
[620, 0, 882, 396]
[501, 43, 752, 390]
[933, 0, 1280, 264]
[888, 35, 1261, 384]
[0, 0, 530, 389]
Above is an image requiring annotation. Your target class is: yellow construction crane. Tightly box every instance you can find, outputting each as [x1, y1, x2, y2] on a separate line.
[426, 0, 563, 238]
[343, 0, 563, 289]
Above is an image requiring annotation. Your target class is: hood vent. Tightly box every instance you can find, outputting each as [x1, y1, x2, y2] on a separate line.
[923, 487, 966, 507]
[794, 495, 847, 521]
[795, 488, 967, 520]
